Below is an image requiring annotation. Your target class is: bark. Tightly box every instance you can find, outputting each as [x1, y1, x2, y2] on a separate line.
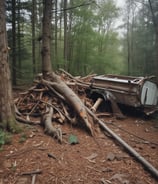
[0, 0, 16, 130]
[17, 0, 22, 78]
[54, 0, 58, 66]
[64, 0, 68, 69]
[41, 104, 62, 143]
[41, 0, 52, 76]
[32, 0, 37, 75]
[12, 0, 17, 85]
[148, 0, 158, 77]
[42, 73, 94, 136]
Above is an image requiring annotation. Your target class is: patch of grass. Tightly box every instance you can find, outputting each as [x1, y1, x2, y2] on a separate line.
[0, 129, 12, 148]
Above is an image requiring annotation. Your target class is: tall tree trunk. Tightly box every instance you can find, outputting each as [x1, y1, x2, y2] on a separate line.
[41, 0, 53, 77]
[17, 0, 21, 78]
[54, 0, 58, 68]
[67, 0, 73, 72]
[148, 0, 158, 77]
[12, 0, 17, 85]
[0, 0, 16, 130]
[32, 0, 37, 75]
[126, 0, 131, 75]
[64, 0, 68, 70]
[40, 0, 94, 136]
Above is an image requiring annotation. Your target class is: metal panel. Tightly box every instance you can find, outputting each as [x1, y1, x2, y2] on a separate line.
[91, 74, 158, 109]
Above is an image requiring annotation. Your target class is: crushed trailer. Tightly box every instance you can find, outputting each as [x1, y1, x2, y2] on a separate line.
[89, 74, 158, 115]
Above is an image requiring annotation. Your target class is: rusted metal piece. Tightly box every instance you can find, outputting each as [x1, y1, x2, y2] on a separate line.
[90, 74, 158, 115]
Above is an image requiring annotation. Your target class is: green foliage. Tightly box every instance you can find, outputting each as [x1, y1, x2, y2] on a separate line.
[66, 0, 124, 76]
[68, 134, 79, 145]
[0, 129, 12, 148]
[122, 0, 158, 77]
[7, 0, 125, 81]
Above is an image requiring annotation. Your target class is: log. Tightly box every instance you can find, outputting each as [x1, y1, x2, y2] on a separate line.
[91, 98, 103, 112]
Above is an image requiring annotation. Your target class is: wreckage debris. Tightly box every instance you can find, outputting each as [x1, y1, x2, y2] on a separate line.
[90, 74, 158, 115]
[14, 71, 158, 142]
[14, 70, 158, 179]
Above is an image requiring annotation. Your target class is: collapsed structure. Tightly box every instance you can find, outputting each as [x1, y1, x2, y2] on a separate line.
[90, 74, 158, 115]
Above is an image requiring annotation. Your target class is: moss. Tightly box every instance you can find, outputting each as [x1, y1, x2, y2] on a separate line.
[0, 116, 22, 133]
[7, 117, 22, 133]
[0, 129, 12, 148]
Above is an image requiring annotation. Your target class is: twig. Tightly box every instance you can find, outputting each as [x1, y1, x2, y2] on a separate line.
[15, 114, 40, 125]
[21, 169, 42, 175]
[48, 153, 58, 160]
[31, 174, 36, 184]
[28, 101, 40, 116]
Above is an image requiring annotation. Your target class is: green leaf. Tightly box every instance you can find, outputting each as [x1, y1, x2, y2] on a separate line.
[68, 134, 79, 145]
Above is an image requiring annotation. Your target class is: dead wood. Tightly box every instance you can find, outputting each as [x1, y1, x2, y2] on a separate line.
[14, 71, 96, 141]
[42, 72, 94, 136]
[15, 114, 40, 125]
[41, 104, 62, 143]
[21, 169, 42, 175]
[85, 105, 158, 180]
[31, 174, 36, 184]
[91, 97, 103, 112]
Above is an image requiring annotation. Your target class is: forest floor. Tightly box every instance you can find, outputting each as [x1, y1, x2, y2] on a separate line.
[0, 89, 158, 184]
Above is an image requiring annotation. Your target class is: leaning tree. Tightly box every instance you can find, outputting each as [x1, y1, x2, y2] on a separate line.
[0, 0, 17, 131]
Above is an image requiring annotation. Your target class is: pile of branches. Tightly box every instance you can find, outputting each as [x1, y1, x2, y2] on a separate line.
[14, 70, 98, 143]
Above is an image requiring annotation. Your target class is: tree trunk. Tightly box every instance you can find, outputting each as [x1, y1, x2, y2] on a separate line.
[32, 0, 37, 75]
[148, 0, 158, 77]
[41, 0, 53, 77]
[17, 0, 22, 79]
[12, 0, 17, 85]
[64, 0, 68, 69]
[41, 0, 94, 136]
[0, 0, 16, 130]
[54, 0, 58, 68]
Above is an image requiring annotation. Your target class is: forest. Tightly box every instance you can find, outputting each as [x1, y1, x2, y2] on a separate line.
[6, 0, 158, 85]
[0, 0, 158, 183]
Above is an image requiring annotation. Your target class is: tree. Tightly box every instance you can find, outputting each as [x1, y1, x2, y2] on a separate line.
[40, 0, 94, 135]
[122, 0, 157, 77]
[32, 0, 37, 75]
[12, 0, 17, 85]
[148, 0, 158, 77]
[0, 0, 17, 130]
[41, 0, 52, 76]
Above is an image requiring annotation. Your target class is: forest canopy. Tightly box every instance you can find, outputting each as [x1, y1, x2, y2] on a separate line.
[6, 0, 158, 85]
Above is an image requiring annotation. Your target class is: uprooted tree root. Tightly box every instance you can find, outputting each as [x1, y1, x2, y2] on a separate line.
[14, 71, 97, 143]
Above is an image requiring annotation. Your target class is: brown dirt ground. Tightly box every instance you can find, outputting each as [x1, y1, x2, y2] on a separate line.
[0, 90, 158, 184]
[0, 114, 158, 184]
